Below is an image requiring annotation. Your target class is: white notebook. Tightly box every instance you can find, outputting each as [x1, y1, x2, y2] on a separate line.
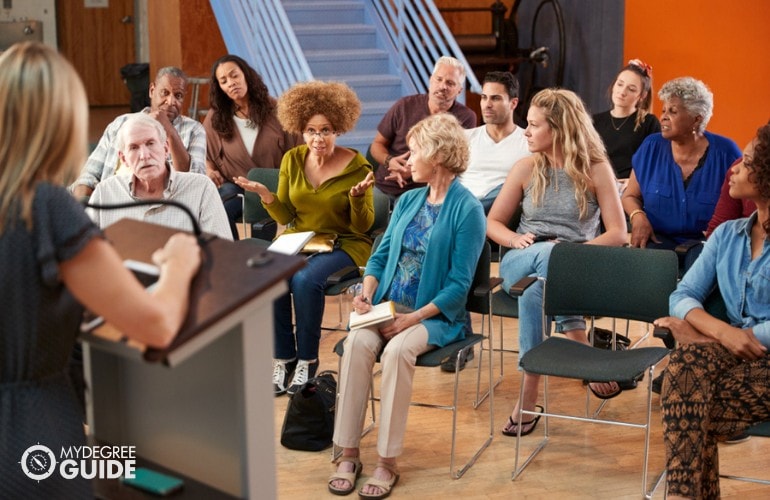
[349, 301, 396, 329]
[267, 231, 315, 255]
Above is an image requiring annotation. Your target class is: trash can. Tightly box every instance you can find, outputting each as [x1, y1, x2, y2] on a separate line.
[120, 63, 151, 112]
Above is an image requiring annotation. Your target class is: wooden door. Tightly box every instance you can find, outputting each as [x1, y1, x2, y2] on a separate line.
[56, 0, 136, 106]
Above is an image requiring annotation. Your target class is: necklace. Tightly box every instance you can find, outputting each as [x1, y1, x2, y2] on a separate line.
[610, 113, 632, 131]
[234, 106, 256, 129]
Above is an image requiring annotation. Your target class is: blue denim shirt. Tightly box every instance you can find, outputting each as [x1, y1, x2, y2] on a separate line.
[671, 212, 770, 348]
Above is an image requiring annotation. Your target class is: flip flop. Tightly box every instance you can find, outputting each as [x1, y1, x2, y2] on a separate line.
[588, 380, 622, 400]
[328, 456, 362, 496]
[358, 461, 399, 500]
[502, 405, 544, 437]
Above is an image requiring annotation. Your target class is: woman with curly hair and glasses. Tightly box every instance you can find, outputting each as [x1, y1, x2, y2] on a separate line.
[204, 54, 301, 238]
[654, 121, 770, 499]
[234, 80, 375, 397]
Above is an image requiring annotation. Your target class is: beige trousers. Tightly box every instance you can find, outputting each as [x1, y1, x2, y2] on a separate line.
[332, 323, 432, 458]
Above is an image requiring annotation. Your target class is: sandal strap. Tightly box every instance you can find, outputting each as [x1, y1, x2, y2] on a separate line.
[333, 455, 362, 468]
[329, 457, 362, 486]
[361, 476, 395, 491]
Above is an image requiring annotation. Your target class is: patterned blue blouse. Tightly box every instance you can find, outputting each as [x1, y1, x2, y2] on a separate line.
[387, 201, 441, 309]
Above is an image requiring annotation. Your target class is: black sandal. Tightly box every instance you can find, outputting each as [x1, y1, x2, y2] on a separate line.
[588, 381, 622, 400]
[502, 405, 544, 437]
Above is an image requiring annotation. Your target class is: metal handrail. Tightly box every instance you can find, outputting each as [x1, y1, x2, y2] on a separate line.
[370, 0, 482, 96]
[209, 0, 312, 97]
[209, 0, 479, 99]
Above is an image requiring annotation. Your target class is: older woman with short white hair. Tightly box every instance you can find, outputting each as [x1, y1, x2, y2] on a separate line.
[622, 77, 741, 270]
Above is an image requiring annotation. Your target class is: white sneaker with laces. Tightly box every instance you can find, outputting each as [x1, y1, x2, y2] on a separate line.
[287, 359, 317, 395]
[273, 358, 296, 396]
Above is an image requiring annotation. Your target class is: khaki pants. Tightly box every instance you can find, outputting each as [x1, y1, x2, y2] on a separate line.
[333, 323, 432, 458]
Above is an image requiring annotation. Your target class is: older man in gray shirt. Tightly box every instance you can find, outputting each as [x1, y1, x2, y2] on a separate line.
[87, 113, 231, 241]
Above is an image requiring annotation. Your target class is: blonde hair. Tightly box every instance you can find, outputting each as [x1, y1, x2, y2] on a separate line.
[0, 42, 88, 232]
[529, 88, 608, 218]
[276, 80, 360, 134]
[406, 113, 469, 174]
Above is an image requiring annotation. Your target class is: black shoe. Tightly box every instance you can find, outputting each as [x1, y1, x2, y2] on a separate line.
[440, 348, 474, 372]
[725, 432, 751, 444]
[651, 373, 664, 394]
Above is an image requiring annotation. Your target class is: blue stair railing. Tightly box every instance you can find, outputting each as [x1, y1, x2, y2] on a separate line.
[209, 0, 312, 97]
[370, 0, 482, 96]
[208, 0, 481, 100]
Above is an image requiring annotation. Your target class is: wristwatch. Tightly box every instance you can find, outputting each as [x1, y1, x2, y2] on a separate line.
[384, 154, 393, 168]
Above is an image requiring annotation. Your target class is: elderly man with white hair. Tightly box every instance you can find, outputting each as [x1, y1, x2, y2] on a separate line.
[87, 113, 232, 240]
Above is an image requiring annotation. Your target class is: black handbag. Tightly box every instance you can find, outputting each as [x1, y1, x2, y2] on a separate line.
[588, 326, 631, 350]
[280, 370, 337, 451]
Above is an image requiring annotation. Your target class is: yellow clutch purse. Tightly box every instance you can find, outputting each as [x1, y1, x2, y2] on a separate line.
[301, 233, 338, 254]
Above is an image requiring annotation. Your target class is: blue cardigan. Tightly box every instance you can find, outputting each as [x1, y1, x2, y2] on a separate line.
[365, 179, 486, 347]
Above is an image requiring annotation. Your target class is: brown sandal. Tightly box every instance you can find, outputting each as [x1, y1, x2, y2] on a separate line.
[328, 456, 363, 496]
[358, 461, 400, 500]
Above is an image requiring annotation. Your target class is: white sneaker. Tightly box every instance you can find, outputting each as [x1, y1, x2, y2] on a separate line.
[286, 359, 317, 396]
[273, 358, 296, 396]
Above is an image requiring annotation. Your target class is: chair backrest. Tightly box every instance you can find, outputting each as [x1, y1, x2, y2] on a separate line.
[703, 287, 729, 322]
[466, 241, 492, 315]
[544, 243, 678, 323]
[243, 168, 280, 224]
[370, 188, 391, 235]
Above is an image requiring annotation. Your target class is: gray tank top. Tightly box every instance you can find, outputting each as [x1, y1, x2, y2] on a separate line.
[518, 167, 600, 242]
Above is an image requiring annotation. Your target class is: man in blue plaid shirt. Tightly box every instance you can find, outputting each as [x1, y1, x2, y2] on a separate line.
[72, 66, 206, 200]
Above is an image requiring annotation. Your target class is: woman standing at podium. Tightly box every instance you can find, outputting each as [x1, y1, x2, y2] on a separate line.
[0, 42, 201, 498]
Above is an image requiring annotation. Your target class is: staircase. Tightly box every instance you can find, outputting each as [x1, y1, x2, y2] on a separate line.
[281, 0, 404, 154]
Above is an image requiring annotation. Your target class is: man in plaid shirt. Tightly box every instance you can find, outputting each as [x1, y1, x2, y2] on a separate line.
[72, 66, 206, 200]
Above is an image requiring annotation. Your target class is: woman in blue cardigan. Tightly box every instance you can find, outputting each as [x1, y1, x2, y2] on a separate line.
[328, 114, 485, 498]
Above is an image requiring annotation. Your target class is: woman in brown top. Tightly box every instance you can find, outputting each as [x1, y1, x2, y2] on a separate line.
[203, 54, 300, 238]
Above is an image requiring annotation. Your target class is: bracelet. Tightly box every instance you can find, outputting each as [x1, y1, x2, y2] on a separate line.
[629, 209, 646, 221]
[384, 155, 393, 168]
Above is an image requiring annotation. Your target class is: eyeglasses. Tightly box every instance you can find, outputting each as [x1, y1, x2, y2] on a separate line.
[303, 128, 335, 138]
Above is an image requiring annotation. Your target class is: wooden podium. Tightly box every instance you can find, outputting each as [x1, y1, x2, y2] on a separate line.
[80, 219, 304, 498]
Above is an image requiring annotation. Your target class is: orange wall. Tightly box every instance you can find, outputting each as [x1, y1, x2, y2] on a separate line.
[625, 0, 770, 147]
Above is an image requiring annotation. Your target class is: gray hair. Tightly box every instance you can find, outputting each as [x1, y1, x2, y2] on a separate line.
[116, 113, 168, 152]
[155, 66, 188, 87]
[432, 56, 466, 87]
[658, 77, 713, 133]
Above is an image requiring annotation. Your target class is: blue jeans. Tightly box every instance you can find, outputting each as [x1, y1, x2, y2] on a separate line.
[499, 242, 585, 367]
[218, 181, 244, 240]
[273, 249, 356, 361]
